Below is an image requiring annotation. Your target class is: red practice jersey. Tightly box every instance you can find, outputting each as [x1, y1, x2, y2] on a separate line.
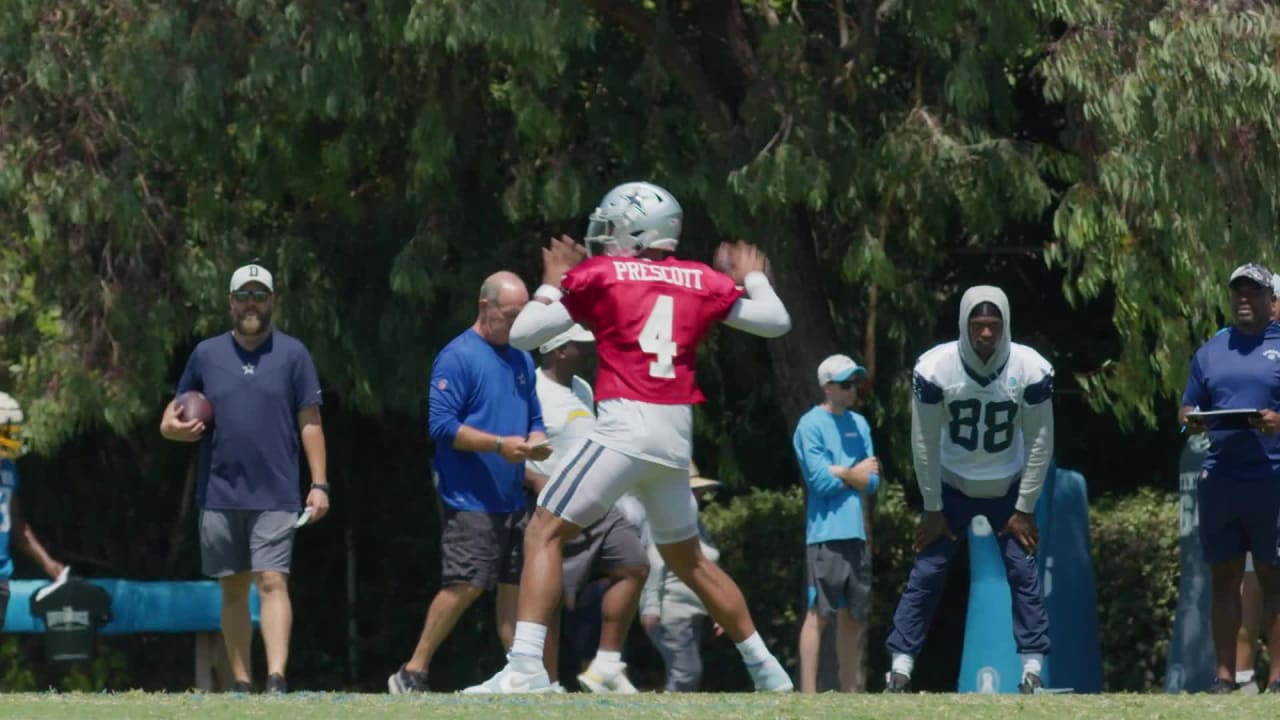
[560, 255, 744, 405]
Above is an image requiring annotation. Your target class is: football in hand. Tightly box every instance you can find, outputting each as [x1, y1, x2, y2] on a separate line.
[176, 391, 214, 426]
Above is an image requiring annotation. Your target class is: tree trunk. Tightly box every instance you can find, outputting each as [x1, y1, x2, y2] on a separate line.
[765, 209, 840, 429]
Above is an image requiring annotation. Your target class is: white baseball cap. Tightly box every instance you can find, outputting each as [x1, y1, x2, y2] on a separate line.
[688, 461, 722, 490]
[540, 324, 595, 354]
[229, 264, 274, 293]
[817, 354, 867, 386]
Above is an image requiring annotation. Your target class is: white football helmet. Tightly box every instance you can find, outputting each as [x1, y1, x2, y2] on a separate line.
[0, 391, 24, 459]
[583, 181, 683, 257]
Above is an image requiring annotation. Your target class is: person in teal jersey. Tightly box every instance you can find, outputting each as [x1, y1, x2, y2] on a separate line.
[792, 354, 880, 693]
[0, 392, 68, 630]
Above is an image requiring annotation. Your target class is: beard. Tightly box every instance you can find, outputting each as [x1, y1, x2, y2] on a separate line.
[235, 307, 272, 336]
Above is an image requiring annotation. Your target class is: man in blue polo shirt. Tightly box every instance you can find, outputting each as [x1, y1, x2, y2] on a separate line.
[793, 354, 880, 693]
[1181, 262, 1280, 694]
[160, 263, 328, 694]
[387, 270, 551, 693]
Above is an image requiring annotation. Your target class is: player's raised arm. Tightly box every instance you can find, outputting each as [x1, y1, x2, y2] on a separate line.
[510, 235, 587, 351]
[717, 241, 791, 338]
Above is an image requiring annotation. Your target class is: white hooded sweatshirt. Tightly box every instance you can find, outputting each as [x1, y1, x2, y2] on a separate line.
[909, 285, 1055, 514]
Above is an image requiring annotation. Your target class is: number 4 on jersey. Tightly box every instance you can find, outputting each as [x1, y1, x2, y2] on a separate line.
[639, 295, 678, 379]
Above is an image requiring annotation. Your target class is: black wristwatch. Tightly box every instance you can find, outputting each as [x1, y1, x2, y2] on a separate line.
[310, 482, 331, 494]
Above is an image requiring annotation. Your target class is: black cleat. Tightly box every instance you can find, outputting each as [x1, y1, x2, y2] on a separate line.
[388, 664, 430, 694]
[230, 680, 253, 693]
[1207, 677, 1238, 694]
[884, 671, 911, 693]
[266, 673, 287, 694]
[1019, 672, 1043, 694]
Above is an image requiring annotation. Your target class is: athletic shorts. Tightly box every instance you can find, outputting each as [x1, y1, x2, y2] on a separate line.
[805, 538, 871, 619]
[538, 439, 698, 545]
[562, 507, 647, 605]
[1196, 471, 1280, 566]
[199, 509, 297, 577]
[439, 506, 525, 590]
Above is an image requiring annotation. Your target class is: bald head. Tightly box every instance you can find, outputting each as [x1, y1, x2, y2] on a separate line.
[474, 270, 529, 346]
[480, 271, 529, 305]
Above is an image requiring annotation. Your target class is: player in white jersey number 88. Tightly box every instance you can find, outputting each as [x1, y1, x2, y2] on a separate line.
[464, 181, 795, 693]
[883, 286, 1055, 695]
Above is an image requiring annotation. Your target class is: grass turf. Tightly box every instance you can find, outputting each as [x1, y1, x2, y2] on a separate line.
[0, 692, 1274, 720]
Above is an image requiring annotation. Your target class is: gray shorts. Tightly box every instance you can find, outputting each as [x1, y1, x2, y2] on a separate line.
[562, 508, 646, 605]
[805, 538, 871, 619]
[440, 506, 525, 591]
[199, 509, 298, 577]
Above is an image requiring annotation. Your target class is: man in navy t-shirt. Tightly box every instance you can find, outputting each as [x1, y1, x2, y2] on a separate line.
[387, 270, 551, 694]
[1180, 262, 1280, 694]
[160, 263, 327, 694]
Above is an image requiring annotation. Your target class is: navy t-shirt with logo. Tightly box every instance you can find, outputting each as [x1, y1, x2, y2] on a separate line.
[1182, 322, 1280, 481]
[177, 331, 323, 511]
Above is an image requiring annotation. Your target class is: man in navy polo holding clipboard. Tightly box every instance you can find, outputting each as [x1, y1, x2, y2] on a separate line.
[1180, 262, 1280, 694]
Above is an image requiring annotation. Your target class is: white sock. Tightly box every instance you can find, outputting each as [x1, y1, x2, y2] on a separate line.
[891, 653, 914, 677]
[1021, 653, 1044, 677]
[1237, 669, 1255, 684]
[510, 621, 547, 660]
[593, 649, 623, 669]
[735, 632, 771, 665]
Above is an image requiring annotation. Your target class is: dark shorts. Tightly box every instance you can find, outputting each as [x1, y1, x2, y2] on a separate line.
[1197, 472, 1280, 566]
[199, 509, 298, 577]
[561, 508, 646, 606]
[806, 538, 871, 619]
[440, 505, 525, 590]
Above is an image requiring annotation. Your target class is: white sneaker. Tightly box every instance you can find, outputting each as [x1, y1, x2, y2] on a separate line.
[746, 656, 794, 692]
[461, 655, 552, 694]
[577, 662, 638, 694]
[548, 681, 567, 693]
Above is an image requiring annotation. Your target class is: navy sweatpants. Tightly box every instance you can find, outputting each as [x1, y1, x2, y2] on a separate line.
[886, 483, 1050, 657]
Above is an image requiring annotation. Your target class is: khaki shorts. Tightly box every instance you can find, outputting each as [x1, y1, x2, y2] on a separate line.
[562, 508, 646, 605]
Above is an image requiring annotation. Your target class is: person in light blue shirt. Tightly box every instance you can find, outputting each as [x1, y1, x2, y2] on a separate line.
[792, 354, 880, 693]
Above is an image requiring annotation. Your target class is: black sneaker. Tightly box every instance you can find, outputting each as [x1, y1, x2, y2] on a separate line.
[266, 673, 287, 694]
[388, 664, 430, 694]
[230, 680, 252, 693]
[1207, 677, 1238, 694]
[883, 671, 911, 693]
[1019, 672, 1043, 694]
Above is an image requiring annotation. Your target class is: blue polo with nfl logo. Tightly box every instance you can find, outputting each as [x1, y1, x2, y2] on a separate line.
[428, 328, 544, 513]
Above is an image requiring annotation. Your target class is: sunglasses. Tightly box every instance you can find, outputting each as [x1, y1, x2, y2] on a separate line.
[231, 290, 272, 302]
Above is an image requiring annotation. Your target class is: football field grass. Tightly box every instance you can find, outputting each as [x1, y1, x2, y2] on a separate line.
[0, 692, 1275, 719]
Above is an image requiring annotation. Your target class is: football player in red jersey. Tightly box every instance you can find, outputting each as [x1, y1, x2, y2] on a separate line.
[465, 181, 794, 693]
